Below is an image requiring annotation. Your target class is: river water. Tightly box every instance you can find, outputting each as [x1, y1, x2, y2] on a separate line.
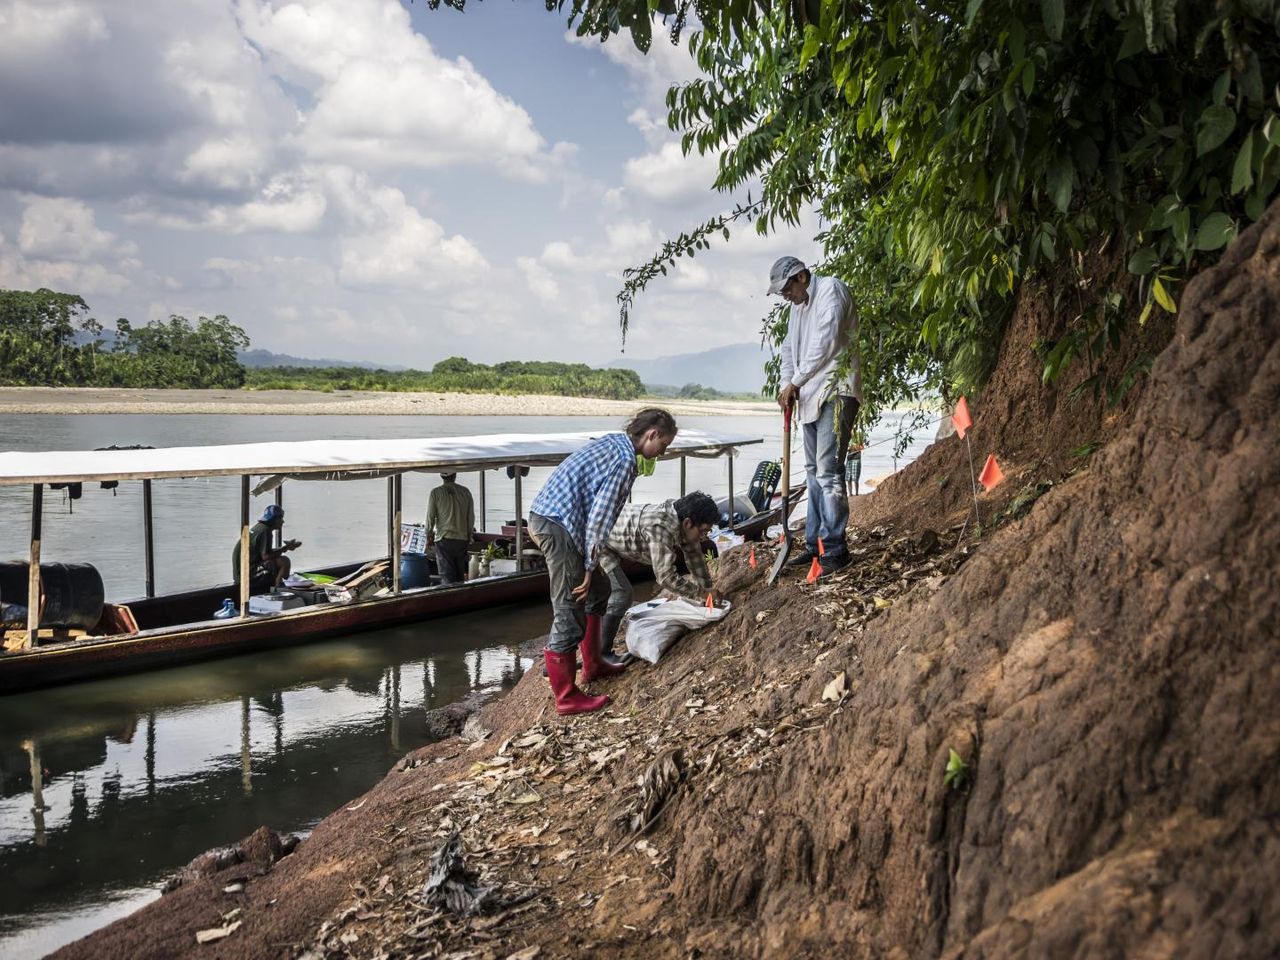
[0, 412, 934, 957]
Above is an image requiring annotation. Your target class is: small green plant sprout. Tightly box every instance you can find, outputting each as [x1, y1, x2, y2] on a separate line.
[1070, 441, 1103, 461]
[944, 748, 970, 791]
[482, 542, 504, 561]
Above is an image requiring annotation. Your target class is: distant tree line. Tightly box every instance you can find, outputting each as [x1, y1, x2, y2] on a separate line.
[0, 288, 249, 388]
[0, 288, 645, 399]
[246, 356, 645, 400]
[644, 381, 758, 402]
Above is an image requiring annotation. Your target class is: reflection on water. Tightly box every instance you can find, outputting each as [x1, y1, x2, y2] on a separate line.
[0, 602, 542, 958]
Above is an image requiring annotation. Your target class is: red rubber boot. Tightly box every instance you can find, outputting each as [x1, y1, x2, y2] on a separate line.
[545, 649, 609, 716]
[579, 613, 627, 683]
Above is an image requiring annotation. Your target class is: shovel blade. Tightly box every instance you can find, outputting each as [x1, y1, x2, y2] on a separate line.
[766, 535, 791, 585]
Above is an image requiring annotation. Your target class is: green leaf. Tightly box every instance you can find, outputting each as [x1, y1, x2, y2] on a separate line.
[1022, 59, 1035, 97]
[1266, 113, 1280, 148]
[1196, 105, 1236, 156]
[1193, 212, 1235, 251]
[799, 26, 822, 67]
[1127, 246, 1159, 275]
[1046, 153, 1074, 212]
[1041, 0, 1064, 41]
[1171, 207, 1191, 249]
[1152, 277, 1177, 313]
[1231, 135, 1255, 195]
[1211, 69, 1231, 107]
[965, 0, 985, 26]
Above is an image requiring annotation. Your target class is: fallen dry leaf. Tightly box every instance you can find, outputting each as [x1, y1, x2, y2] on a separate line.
[195, 920, 241, 944]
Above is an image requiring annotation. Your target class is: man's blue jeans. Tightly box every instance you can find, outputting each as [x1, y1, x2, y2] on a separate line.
[801, 396, 858, 560]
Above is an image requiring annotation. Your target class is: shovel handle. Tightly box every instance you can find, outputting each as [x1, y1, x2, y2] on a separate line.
[780, 403, 792, 525]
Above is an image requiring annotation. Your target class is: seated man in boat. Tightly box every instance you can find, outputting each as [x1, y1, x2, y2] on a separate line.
[425, 473, 475, 585]
[231, 504, 300, 593]
[528, 407, 678, 716]
[596, 491, 722, 666]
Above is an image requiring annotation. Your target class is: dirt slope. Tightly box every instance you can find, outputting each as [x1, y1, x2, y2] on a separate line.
[56, 204, 1280, 960]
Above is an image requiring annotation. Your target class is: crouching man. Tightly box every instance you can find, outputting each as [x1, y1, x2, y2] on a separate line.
[595, 491, 721, 664]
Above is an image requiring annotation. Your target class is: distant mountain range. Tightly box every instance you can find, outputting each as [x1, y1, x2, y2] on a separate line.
[236, 348, 407, 370]
[608, 342, 771, 395]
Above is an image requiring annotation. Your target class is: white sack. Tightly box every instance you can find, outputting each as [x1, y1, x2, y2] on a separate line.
[623, 596, 730, 665]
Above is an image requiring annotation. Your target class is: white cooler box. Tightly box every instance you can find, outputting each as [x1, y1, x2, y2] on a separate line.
[249, 592, 306, 615]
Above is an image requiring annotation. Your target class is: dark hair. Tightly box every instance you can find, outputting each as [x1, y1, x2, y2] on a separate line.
[625, 407, 677, 438]
[674, 491, 719, 527]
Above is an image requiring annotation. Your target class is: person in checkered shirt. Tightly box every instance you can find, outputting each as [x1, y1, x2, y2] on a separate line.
[596, 491, 721, 664]
[529, 408, 677, 716]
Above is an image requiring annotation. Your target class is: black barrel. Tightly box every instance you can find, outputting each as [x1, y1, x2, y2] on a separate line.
[0, 561, 105, 629]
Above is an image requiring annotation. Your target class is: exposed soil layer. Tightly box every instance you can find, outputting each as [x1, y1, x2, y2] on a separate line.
[54, 205, 1280, 959]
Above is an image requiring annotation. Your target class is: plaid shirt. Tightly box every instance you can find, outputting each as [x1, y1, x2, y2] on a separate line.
[601, 500, 712, 602]
[530, 432, 637, 571]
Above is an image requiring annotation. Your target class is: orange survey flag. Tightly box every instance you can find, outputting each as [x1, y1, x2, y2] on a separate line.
[817, 537, 825, 556]
[749, 545, 757, 569]
[806, 556, 822, 584]
[706, 593, 715, 610]
[952, 397, 973, 439]
[978, 454, 1005, 491]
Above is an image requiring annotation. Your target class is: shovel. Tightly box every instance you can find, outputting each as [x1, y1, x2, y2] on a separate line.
[767, 403, 794, 585]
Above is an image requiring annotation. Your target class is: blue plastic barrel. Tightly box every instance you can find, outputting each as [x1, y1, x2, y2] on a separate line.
[399, 552, 432, 588]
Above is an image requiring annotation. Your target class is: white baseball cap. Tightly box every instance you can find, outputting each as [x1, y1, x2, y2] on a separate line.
[767, 256, 806, 295]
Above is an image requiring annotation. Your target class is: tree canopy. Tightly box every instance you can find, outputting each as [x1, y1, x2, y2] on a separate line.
[437, 0, 1280, 427]
[0, 288, 250, 388]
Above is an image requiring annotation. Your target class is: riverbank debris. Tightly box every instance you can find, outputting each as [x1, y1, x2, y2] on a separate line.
[422, 832, 497, 916]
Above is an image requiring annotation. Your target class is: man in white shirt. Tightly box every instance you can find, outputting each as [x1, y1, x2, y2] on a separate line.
[770, 256, 862, 575]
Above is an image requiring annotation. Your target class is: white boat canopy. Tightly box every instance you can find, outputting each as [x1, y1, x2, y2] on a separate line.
[0, 430, 763, 487]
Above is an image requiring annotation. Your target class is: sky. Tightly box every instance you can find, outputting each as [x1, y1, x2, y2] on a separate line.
[0, 0, 822, 369]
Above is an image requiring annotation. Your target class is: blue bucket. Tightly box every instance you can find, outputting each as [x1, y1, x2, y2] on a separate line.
[399, 552, 432, 589]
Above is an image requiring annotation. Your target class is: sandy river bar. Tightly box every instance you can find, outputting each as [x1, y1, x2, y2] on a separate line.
[0, 387, 774, 417]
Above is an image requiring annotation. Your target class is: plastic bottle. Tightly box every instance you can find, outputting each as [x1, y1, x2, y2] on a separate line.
[213, 598, 236, 619]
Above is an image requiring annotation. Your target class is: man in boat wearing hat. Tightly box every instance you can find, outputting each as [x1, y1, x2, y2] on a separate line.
[232, 504, 301, 593]
[528, 407, 678, 716]
[769, 255, 862, 577]
[594, 491, 721, 666]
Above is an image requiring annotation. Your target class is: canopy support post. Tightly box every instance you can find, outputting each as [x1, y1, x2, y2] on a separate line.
[390, 475, 402, 595]
[26, 485, 41, 650]
[478, 470, 486, 534]
[514, 469, 524, 571]
[679, 456, 687, 497]
[273, 485, 283, 550]
[142, 478, 155, 598]
[239, 476, 250, 617]
[727, 454, 735, 532]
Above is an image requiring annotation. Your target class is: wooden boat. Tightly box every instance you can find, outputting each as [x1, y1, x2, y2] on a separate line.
[0, 430, 792, 693]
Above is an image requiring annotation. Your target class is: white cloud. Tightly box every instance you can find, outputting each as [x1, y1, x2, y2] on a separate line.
[0, 196, 138, 295]
[240, 0, 559, 179]
[517, 256, 560, 304]
[178, 136, 272, 191]
[17, 197, 133, 262]
[0, 1, 107, 57]
[322, 167, 487, 291]
[623, 140, 720, 205]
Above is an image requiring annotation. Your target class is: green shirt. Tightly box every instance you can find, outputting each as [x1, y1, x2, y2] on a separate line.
[426, 483, 475, 543]
[232, 521, 272, 581]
